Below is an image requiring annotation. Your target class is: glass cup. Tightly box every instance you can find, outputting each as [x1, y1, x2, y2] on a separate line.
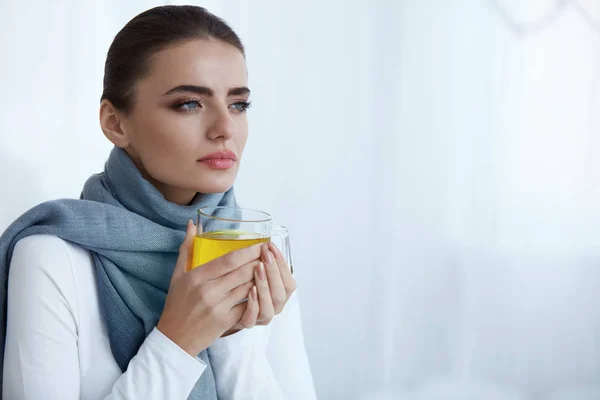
[189, 206, 293, 272]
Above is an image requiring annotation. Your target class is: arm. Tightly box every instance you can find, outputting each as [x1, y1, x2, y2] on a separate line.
[3, 235, 205, 400]
[102, 328, 206, 400]
[209, 292, 317, 400]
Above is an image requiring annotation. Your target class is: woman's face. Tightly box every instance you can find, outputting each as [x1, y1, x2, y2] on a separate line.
[110, 39, 249, 205]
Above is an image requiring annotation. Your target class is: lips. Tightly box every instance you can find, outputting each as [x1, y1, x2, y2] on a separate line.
[198, 150, 237, 170]
[198, 150, 237, 162]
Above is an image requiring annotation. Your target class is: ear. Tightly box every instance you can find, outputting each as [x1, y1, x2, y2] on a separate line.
[99, 100, 130, 148]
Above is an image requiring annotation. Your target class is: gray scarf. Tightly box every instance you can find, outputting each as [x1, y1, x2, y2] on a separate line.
[0, 147, 234, 399]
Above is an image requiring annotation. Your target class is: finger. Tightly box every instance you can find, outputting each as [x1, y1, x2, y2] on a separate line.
[269, 242, 297, 295]
[240, 286, 259, 329]
[262, 244, 286, 314]
[216, 259, 260, 294]
[254, 262, 274, 325]
[224, 280, 254, 307]
[228, 302, 247, 328]
[190, 243, 262, 281]
[174, 220, 196, 279]
[269, 241, 292, 273]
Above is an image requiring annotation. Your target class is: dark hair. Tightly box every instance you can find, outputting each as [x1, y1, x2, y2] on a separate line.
[101, 5, 245, 112]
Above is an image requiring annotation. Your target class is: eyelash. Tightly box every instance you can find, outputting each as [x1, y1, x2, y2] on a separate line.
[172, 99, 252, 113]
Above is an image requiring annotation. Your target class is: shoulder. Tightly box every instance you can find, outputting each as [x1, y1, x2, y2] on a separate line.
[9, 235, 95, 328]
[13, 234, 70, 264]
[10, 234, 92, 295]
[12, 234, 78, 272]
[14, 233, 68, 251]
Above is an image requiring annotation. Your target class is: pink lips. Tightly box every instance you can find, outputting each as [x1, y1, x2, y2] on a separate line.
[198, 150, 237, 170]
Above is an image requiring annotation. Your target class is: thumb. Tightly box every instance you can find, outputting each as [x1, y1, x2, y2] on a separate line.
[174, 219, 196, 278]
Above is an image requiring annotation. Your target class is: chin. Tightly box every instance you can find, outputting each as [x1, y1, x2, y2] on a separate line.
[195, 178, 236, 194]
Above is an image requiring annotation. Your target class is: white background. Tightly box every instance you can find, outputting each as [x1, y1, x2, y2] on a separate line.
[1, 1, 600, 399]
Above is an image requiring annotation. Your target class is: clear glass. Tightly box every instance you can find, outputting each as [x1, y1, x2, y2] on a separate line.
[190, 206, 293, 272]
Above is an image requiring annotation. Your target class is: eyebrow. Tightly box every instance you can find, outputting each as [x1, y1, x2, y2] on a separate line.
[163, 85, 251, 97]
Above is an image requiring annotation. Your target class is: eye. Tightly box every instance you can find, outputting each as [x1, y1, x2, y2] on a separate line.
[230, 101, 252, 113]
[173, 99, 202, 111]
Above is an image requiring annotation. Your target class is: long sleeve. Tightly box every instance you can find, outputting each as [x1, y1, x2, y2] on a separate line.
[3, 235, 206, 400]
[209, 292, 317, 400]
[101, 328, 207, 400]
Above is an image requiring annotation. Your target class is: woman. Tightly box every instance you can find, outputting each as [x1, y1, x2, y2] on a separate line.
[0, 5, 316, 400]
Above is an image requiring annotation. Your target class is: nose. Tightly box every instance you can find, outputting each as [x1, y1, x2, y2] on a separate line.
[206, 107, 236, 141]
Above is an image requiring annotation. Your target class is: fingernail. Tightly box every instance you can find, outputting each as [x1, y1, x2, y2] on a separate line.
[250, 286, 258, 301]
[257, 262, 266, 280]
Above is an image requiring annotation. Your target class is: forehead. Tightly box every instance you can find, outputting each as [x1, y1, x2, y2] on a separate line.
[138, 38, 248, 95]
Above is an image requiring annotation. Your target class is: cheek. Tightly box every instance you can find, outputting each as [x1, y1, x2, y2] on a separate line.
[133, 111, 201, 156]
[235, 121, 249, 152]
[127, 112, 209, 184]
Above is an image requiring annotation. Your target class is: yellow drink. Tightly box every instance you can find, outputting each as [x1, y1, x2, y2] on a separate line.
[190, 230, 269, 270]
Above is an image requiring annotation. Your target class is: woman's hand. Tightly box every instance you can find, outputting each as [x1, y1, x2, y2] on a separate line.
[223, 242, 297, 336]
[254, 242, 297, 325]
[157, 220, 261, 357]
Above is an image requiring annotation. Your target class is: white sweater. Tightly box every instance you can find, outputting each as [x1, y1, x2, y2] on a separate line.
[3, 234, 317, 400]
